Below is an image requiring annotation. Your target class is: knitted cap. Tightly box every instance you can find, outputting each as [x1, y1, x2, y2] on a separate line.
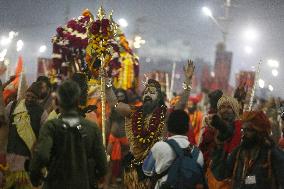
[217, 95, 240, 118]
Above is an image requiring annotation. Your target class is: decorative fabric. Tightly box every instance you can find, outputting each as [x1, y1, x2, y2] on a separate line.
[124, 167, 151, 189]
[46, 110, 60, 121]
[12, 100, 36, 153]
[206, 164, 231, 189]
[189, 111, 203, 144]
[3, 170, 33, 189]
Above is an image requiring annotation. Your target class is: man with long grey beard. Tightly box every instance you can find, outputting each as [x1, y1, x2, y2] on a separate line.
[104, 60, 195, 189]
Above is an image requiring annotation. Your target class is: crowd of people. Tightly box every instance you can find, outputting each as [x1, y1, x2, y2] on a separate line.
[0, 60, 283, 189]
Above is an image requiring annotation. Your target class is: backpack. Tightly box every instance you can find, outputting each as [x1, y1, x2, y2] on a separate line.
[46, 118, 98, 189]
[160, 139, 204, 189]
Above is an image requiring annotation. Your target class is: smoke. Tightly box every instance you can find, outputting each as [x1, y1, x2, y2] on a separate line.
[139, 39, 193, 62]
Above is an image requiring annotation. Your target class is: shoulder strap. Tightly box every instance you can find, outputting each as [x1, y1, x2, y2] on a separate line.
[59, 117, 87, 139]
[189, 144, 199, 161]
[166, 139, 184, 157]
[166, 140, 200, 160]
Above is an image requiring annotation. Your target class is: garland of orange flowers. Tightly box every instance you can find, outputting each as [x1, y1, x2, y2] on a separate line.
[132, 105, 167, 145]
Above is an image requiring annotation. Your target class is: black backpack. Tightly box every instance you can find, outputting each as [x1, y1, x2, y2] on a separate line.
[160, 139, 205, 189]
[46, 118, 98, 189]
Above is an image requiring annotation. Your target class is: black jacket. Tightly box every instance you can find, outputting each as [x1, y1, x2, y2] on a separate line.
[29, 112, 107, 189]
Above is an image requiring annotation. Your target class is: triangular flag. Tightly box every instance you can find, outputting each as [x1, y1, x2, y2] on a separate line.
[17, 70, 28, 101]
[11, 55, 23, 86]
[3, 56, 24, 105]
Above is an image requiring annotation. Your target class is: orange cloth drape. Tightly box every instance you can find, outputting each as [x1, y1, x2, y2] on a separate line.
[189, 111, 203, 144]
[206, 166, 231, 189]
[108, 134, 128, 161]
[85, 98, 110, 130]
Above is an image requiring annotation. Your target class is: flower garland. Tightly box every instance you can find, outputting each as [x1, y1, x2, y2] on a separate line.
[51, 7, 139, 91]
[109, 32, 139, 90]
[131, 105, 167, 145]
[51, 9, 92, 82]
[85, 8, 119, 79]
[86, 10, 139, 90]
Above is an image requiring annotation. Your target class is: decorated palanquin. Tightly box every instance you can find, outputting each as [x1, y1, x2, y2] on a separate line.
[49, 8, 140, 129]
[85, 10, 139, 91]
[51, 10, 91, 82]
[51, 9, 139, 91]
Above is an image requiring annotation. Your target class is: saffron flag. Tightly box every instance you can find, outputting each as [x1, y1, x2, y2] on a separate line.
[3, 56, 23, 105]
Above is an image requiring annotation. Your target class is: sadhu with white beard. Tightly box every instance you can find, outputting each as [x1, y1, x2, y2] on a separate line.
[104, 60, 195, 189]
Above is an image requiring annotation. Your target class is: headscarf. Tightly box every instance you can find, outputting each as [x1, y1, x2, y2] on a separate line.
[217, 95, 240, 118]
[241, 111, 271, 135]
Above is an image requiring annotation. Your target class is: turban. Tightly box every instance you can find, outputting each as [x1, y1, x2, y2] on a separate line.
[217, 95, 240, 118]
[189, 93, 203, 104]
[241, 111, 271, 135]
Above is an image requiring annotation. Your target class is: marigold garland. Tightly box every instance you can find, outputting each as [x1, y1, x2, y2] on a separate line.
[131, 105, 167, 145]
[51, 7, 139, 91]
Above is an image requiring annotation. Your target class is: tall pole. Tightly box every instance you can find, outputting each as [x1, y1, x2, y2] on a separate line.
[97, 6, 107, 146]
[166, 73, 170, 101]
[169, 62, 176, 100]
[100, 55, 106, 146]
[248, 60, 262, 111]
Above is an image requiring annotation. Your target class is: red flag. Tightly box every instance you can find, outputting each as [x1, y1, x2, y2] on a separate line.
[3, 56, 23, 105]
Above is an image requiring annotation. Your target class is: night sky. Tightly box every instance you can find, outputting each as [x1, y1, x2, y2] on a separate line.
[0, 0, 283, 97]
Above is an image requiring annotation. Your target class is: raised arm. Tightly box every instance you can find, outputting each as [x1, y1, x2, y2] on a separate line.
[174, 60, 195, 110]
[104, 77, 132, 118]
